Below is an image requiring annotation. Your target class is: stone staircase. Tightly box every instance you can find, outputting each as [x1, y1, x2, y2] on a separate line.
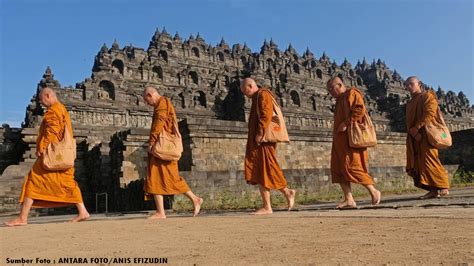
[0, 128, 38, 213]
[0, 127, 98, 213]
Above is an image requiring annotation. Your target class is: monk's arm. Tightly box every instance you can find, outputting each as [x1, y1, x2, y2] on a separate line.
[257, 91, 273, 136]
[38, 110, 61, 153]
[415, 93, 437, 130]
[149, 98, 168, 146]
[344, 91, 365, 126]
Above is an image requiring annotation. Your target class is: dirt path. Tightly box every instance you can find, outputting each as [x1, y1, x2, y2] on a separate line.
[1, 207, 473, 265]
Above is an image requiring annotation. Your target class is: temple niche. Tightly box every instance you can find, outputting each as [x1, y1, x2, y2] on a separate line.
[17, 28, 473, 130]
[98, 80, 115, 100]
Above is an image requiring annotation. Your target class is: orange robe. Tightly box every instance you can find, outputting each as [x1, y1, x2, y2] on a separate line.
[406, 90, 449, 190]
[144, 96, 190, 200]
[19, 101, 83, 208]
[244, 88, 288, 190]
[331, 88, 374, 185]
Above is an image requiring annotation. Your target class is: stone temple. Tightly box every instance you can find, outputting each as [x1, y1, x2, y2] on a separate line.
[1, 28, 473, 213]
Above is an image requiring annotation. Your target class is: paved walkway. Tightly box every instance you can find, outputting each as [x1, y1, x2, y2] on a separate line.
[0, 186, 472, 226]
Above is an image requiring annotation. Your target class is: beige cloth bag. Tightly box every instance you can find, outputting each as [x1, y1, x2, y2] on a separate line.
[421, 94, 452, 149]
[343, 89, 377, 148]
[151, 100, 183, 161]
[42, 122, 76, 171]
[256, 89, 290, 143]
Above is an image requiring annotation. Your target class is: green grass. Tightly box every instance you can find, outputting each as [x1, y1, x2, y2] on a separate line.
[451, 167, 474, 186]
[170, 172, 474, 212]
[171, 177, 419, 212]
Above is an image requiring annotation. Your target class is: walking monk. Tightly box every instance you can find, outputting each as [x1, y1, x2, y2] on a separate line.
[405, 76, 449, 199]
[5, 87, 90, 226]
[240, 78, 296, 215]
[327, 77, 381, 208]
[143, 85, 203, 219]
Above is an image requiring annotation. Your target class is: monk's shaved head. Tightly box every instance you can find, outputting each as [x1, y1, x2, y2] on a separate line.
[143, 85, 158, 95]
[404, 76, 419, 85]
[143, 85, 161, 106]
[38, 87, 58, 107]
[326, 76, 343, 89]
[240, 78, 259, 98]
[143, 85, 160, 99]
[39, 87, 56, 98]
[326, 76, 346, 98]
[240, 78, 257, 88]
[404, 76, 422, 96]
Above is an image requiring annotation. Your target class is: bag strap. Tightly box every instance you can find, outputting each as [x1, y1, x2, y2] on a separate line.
[343, 89, 373, 126]
[417, 91, 446, 127]
[437, 107, 447, 127]
[256, 88, 278, 120]
[56, 107, 69, 141]
[256, 89, 263, 120]
[165, 97, 180, 135]
[429, 92, 447, 127]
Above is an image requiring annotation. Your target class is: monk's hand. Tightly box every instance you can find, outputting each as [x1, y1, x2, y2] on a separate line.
[414, 133, 422, 142]
[338, 123, 347, 132]
[255, 133, 264, 145]
[35, 150, 43, 157]
[409, 127, 418, 137]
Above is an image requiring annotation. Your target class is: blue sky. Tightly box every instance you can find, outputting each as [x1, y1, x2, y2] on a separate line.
[0, 0, 472, 127]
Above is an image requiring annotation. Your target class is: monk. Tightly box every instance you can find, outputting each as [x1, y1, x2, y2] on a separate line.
[143, 86, 203, 219]
[405, 76, 449, 199]
[5, 87, 90, 226]
[327, 77, 381, 208]
[240, 78, 296, 215]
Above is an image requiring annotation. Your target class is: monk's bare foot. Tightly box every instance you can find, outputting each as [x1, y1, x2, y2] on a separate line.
[193, 197, 203, 217]
[287, 189, 296, 211]
[439, 189, 449, 197]
[419, 191, 439, 199]
[251, 208, 273, 215]
[147, 212, 167, 220]
[70, 213, 90, 223]
[4, 218, 28, 227]
[371, 190, 381, 205]
[336, 200, 357, 209]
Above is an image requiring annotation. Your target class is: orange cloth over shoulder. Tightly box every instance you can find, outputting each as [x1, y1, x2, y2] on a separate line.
[406, 90, 449, 190]
[20, 101, 83, 208]
[330, 88, 374, 185]
[144, 96, 190, 199]
[244, 88, 288, 189]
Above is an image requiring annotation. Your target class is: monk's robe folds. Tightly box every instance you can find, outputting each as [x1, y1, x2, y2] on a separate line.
[406, 90, 449, 190]
[330, 88, 374, 185]
[20, 102, 83, 208]
[244, 88, 288, 190]
[144, 96, 190, 200]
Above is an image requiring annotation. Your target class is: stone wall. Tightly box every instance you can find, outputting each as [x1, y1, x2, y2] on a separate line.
[0, 126, 25, 174]
[184, 118, 407, 172]
[0, 119, 465, 213]
[439, 129, 474, 171]
[108, 118, 459, 211]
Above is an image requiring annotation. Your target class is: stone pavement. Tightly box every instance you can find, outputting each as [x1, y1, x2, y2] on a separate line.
[0, 186, 472, 226]
[299, 186, 473, 211]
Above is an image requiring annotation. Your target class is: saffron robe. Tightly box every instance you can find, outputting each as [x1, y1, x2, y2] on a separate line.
[244, 88, 288, 189]
[144, 96, 190, 199]
[331, 88, 374, 185]
[20, 101, 83, 208]
[406, 90, 449, 190]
